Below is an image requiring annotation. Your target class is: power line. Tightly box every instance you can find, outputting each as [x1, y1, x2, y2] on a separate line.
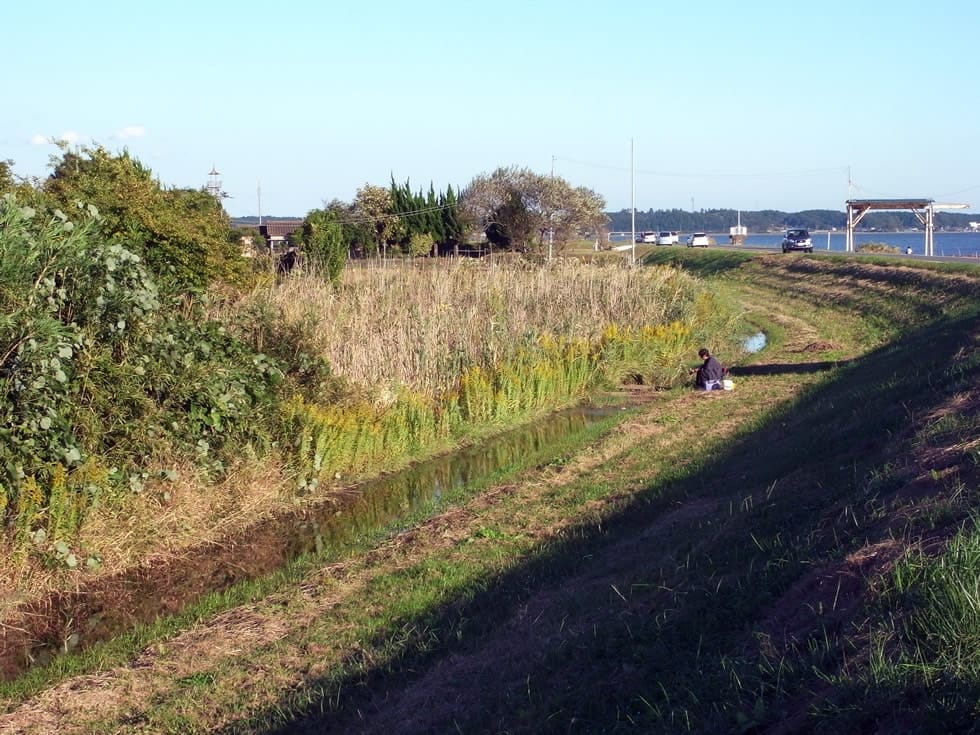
[554, 155, 849, 180]
[936, 184, 980, 199]
[334, 201, 458, 226]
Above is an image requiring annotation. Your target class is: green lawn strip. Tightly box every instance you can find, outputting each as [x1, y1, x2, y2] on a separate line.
[596, 308, 969, 721]
[376, 295, 980, 731]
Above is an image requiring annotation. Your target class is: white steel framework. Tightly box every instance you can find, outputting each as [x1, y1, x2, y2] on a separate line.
[845, 199, 969, 256]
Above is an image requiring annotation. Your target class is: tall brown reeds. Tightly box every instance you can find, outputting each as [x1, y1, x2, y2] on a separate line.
[241, 258, 716, 398]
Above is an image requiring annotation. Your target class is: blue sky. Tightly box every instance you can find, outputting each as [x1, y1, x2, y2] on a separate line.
[5, 0, 979, 217]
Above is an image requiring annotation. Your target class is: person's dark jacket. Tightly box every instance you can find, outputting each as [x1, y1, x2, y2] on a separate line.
[696, 355, 725, 388]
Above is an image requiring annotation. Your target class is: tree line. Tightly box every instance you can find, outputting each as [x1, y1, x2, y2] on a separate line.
[284, 166, 608, 263]
[2, 153, 609, 289]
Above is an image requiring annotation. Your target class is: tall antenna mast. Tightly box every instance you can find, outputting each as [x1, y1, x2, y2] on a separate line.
[206, 165, 223, 201]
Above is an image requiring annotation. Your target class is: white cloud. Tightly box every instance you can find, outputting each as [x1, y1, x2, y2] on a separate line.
[116, 126, 145, 140]
[29, 132, 80, 146]
[30, 127, 146, 147]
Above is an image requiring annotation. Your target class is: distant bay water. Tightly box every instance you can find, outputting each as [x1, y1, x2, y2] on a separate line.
[613, 231, 980, 258]
[742, 231, 980, 258]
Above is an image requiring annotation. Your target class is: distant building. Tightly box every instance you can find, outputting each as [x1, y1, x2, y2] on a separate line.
[259, 220, 304, 252]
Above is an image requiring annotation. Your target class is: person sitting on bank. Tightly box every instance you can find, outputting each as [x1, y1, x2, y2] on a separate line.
[694, 348, 725, 390]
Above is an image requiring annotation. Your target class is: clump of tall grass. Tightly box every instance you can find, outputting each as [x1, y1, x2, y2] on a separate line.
[856, 242, 901, 254]
[818, 519, 980, 729]
[882, 518, 980, 679]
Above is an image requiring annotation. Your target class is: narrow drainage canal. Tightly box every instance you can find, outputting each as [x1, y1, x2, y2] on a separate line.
[285, 403, 626, 559]
[4, 402, 628, 680]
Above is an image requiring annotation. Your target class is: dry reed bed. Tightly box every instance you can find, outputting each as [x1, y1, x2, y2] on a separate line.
[245, 259, 700, 396]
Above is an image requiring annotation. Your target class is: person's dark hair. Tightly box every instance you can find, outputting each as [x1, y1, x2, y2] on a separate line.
[698, 348, 709, 358]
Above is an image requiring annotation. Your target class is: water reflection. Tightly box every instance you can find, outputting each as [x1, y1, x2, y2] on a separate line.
[288, 404, 624, 558]
[743, 331, 767, 353]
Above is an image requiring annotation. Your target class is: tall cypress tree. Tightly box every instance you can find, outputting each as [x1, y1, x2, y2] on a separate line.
[442, 185, 463, 246]
[425, 182, 444, 243]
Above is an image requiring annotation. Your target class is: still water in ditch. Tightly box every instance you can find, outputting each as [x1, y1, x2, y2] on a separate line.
[285, 403, 627, 558]
[743, 331, 767, 353]
[12, 402, 628, 678]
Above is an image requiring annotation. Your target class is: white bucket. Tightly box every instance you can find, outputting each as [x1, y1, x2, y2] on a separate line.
[723, 379, 734, 391]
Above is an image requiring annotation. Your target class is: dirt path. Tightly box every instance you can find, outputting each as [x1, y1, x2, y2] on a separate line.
[0, 267, 888, 734]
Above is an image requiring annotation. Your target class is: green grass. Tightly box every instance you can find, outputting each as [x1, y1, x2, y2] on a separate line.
[247, 257, 979, 733]
[813, 518, 980, 734]
[642, 246, 756, 276]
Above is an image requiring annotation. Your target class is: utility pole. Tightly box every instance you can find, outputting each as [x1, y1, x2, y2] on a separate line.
[630, 138, 636, 266]
[548, 155, 555, 261]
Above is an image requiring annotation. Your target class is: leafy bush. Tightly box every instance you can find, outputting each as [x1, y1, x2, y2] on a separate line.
[43, 144, 252, 293]
[294, 209, 348, 284]
[0, 196, 158, 483]
[0, 195, 284, 542]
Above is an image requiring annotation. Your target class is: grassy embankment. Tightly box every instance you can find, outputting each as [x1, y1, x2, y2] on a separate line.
[3, 249, 980, 733]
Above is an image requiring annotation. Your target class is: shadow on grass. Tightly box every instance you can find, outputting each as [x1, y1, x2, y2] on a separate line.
[729, 360, 852, 376]
[239, 306, 980, 735]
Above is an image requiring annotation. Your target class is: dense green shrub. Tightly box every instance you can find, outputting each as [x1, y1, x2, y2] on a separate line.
[43, 144, 251, 292]
[293, 209, 348, 284]
[0, 195, 283, 539]
[0, 196, 157, 482]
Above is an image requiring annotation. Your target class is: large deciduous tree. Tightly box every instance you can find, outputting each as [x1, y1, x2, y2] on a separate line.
[552, 185, 609, 248]
[459, 166, 607, 254]
[353, 184, 402, 259]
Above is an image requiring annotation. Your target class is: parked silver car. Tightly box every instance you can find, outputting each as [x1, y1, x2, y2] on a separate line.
[782, 229, 812, 253]
[686, 233, 710, 248]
